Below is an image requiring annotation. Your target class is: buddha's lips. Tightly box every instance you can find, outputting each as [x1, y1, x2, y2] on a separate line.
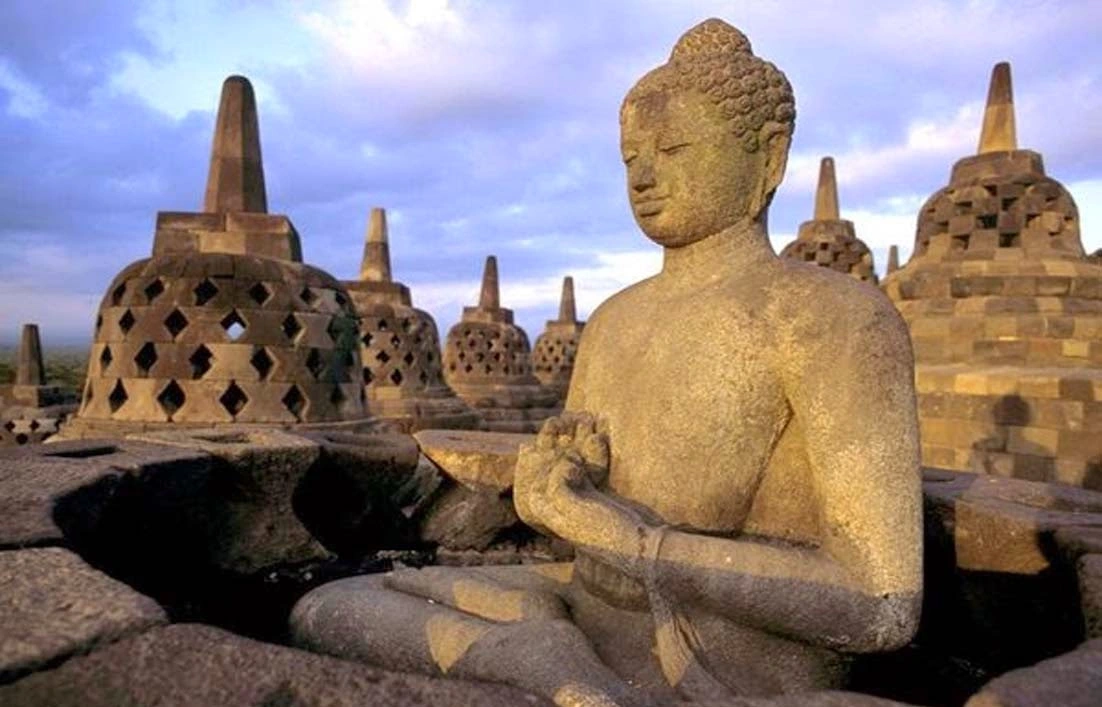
[633, 196, 667, 216]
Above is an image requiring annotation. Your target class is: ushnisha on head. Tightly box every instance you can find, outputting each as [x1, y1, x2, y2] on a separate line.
[620, 18, 795, 247]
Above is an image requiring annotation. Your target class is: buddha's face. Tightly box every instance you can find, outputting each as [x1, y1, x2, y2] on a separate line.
[621, 87, 769, 248]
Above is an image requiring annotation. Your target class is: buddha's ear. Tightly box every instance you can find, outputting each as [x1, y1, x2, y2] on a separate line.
[762, 124, 791, 197]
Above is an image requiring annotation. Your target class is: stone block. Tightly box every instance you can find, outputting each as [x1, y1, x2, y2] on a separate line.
[0, 624, 540, 706]
[0, 547, 166, 682]
[963, 639, 1102, 707]
[419, 484, 519, 551]
[413, 429, 533, 493]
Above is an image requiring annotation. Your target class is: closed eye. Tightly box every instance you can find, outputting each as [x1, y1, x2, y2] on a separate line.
[659, 142, 691, 154]
[622, 152, 638, 164]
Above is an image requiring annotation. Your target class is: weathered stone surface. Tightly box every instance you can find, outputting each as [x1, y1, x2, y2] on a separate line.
[1078, 554, 1102, 638]
[0, 438, 210, 549]
[0, 623, 546, 706]
[0, 547, 166, 682]
[922, 469, 1102, 669]
[420, 485, 518, 551]
[963, 639, 1102, 707]
[413, 429, 532, 492]
[127, 428, 332, 573]
[292, 19, 922, 705]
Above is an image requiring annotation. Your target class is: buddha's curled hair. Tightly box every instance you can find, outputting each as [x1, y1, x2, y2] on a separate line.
[625, 18, 795, 153]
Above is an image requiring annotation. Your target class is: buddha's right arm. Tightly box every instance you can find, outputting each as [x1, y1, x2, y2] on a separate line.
[649, 528, 919, 653]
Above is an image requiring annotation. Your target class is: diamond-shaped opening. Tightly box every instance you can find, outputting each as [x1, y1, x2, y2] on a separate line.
[378, 319, 389, 331]
[403, 352, 415, 366]
[194, 279, 219, 306]
[108, 380, 128, 413]
[189, 345, 213, 379]
[361, 333, 373, 347]
[400, 318, 412, 332]
[248, 282, 271, 306]
[390, 369, 403, 385]
[306, 349, 325, 379]
[95, 314, 104, 333]
[330, 384, 346, 407]
[326, 318, 344, 343]
[376, 350, 390, 364]
[219, 381, 249, 417]
[221, 310, 247, 341]
[29, 420, 39, 431]
[134, 342, 158, 376]
[389, 334, 401, 348]
[282, 385, 306, 421]
[3, 421, 14, 432]
[334, 291, 348, 307]
[144, 278, 165, 303]
[111, 283, 127, 306]
[251, 347, 274, 380]
[282, 314, 302, 342]
[118, 309, 136, 334]
[163, 309, 189, 340]
[363, 368, 374, 384]
[300, 287, 318, 307]
[100, 346, 113, 373]
[157, 380, 186, 418]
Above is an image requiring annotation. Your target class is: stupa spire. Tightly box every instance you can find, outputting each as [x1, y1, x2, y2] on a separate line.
[813, 157, 840, 221]
[558, 276, 577, 323]
[978, 62, 1017, 154]
[479, 256, 500, 310]
[360, 207, 392, 282]
[887, 245, 900, 275]
[16, 323, 45, 386]
[203, 75, 268, 213]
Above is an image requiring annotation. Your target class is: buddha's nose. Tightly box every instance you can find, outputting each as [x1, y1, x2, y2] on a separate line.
[630, 160, 656, 192]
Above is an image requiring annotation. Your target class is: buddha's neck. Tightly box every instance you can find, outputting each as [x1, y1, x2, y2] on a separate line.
[661, 219, 776, 282]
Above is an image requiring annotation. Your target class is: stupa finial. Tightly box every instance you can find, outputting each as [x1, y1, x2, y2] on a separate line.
[360, 207, 392, 282]
[558, 276, 577, 323]
[978, 62, 1017, 154]
[16, 323, 45, 386]
[203, 75, 268, 213]
[479, 256, 500, 310]
[887, 245, 900, 275]
[813, 157, 840, 221]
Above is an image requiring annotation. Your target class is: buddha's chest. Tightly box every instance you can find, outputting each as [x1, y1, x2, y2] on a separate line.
[578, 296, 790, 530]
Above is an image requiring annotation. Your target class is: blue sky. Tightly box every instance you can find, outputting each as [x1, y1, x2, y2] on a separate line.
[2, 0, 1101, 346]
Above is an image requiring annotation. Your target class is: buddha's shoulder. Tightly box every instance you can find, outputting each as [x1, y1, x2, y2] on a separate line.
[763, 260, 907, 338]
[584, 276, 661, 331]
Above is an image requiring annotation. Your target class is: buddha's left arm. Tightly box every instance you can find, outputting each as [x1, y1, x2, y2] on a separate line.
[652, 298, 923, 652]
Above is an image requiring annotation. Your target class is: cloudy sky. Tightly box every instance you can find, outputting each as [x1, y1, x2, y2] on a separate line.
[1, 0, 1101, 346]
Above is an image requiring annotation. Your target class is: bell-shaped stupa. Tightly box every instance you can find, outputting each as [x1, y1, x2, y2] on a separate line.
[883, 63, 1102, 489]
[442, 256, 559, 432]
[780, 157, 878, 283]
[532, 276, 585, 400]
[344, 208, 478, 431]
[0, 324, 77, 445]
[63, 76, 366, 438]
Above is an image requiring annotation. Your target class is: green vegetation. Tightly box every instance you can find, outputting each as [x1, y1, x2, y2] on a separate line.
[0, 346, 88, 391]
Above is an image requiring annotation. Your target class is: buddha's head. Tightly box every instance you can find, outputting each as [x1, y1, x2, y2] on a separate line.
[621, 19, 795, 248]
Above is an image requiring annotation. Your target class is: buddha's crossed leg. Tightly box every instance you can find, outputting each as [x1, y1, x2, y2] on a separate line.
[290, 563, 649, 707]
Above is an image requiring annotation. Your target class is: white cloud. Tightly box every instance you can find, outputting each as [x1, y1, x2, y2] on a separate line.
[0, 60, 48, 118]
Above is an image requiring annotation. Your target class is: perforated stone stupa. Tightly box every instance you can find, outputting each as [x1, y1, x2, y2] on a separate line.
[62, 76, 365, 437]
[532, 276, 585, 399]
[780, 156, 878, 283]
[883, 63, 1102, 488]
[442, 256, 559, 432]
[345, 208, 477, 431]
[0, 324, 76, 446]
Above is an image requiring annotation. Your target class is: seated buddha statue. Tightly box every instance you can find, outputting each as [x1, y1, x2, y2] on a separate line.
[291, 18, 922, 706]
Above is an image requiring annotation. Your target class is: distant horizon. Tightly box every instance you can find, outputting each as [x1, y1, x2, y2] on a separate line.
[2, 1, 1101, 345]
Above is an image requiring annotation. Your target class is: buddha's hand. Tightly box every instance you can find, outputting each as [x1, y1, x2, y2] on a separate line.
[515, 413, 650, 578]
